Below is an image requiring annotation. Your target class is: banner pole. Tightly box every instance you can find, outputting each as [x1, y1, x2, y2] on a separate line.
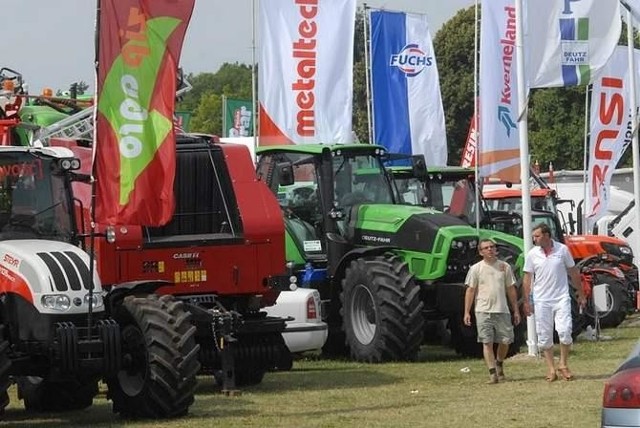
[626, 7, 640, 253]
[251, 0, 258, 155]
[582, 86, 589, 234]
[222, 94, 227, 138]
[363, 4, 373, 144]
[473, 0, 480, 231]
[515, 0, 538, 357]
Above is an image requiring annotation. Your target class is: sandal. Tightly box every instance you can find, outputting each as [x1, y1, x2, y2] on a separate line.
[545, 372, 557, 382]
[557, 367, 574, 381]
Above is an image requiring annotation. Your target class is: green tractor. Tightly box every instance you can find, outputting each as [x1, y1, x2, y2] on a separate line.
[257, 144, 485, 362]
[390, 165, 592, 349]
[388, 165, 526, 356]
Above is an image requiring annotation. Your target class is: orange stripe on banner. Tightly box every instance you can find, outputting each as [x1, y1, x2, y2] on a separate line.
[491, 164, 521, 183]
[479, 149, 520, 165]
[258, 104, 294, 146]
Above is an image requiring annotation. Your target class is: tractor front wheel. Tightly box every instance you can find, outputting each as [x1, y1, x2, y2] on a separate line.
[107, 294, 200, 418]
[17, 376, 98, 412]
[586, 275, 631, 328]
[340, 254, 424, 363]
[0, 326, 11, 414]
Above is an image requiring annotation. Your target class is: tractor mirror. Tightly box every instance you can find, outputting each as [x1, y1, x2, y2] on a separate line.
[567, 212, 576, 235]
[277, 162, 294, 187]
[411, 155, 427, 180]
[557, 199, 575, 210]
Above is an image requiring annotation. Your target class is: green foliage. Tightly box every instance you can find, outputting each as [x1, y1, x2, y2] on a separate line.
[352, 8, 370, 143]
[433, 6, 477, 165]
[189, 92, 222, 135]
[528, 87, 587, 170]
[178, 62, 253, 135]
[433, 6, 637, 170]
[177, 10, 635, 167]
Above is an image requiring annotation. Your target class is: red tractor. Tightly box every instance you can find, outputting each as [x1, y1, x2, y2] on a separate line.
[0, 145, 200, 417]
[53, 133, 293, 388]
[483, 187, 637, 328]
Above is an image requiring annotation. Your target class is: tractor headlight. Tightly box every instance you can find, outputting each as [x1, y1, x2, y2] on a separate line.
[602, 242, 634, 259]
[84, 293, 104, 309]
[451, 240, 464, 249]
[469, 240, 478, 249]
[42, 294, 71, 311]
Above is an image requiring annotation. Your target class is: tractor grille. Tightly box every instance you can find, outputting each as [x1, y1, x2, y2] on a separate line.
[37, 251, 91, 292]
[447, 239, 480, 281]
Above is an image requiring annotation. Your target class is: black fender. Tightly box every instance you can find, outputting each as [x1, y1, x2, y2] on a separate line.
[104, 281, 172, 314]
[328, 238, 397, 282]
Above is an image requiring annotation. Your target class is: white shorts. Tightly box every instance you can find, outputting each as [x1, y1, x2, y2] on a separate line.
[534, 296, 573, 349]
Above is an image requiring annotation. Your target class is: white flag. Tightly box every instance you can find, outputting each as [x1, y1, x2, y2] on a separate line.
[479, 0, 521, 182]
[258, 0, 356, 145]
[526, 0, 621, 88]
[586, 46, 637, 229]
[369, 10, 447, 166]
[622, 0, 640, 23]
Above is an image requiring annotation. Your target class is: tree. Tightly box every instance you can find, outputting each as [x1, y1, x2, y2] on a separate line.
[178, 62, 253, 135]
[352, 8, 369, 143]
[433, 6, 477, 164]
[432, 6, 633, 170]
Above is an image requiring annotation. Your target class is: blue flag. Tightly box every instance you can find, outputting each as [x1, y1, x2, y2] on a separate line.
[369, 10, 447, 166]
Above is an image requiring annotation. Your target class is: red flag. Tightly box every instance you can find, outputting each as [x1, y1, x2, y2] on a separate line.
[95, 0, 194, 225]
[460, 113, 478, 168]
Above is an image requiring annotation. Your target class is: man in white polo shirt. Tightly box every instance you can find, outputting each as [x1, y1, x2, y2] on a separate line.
[523, 223, 586, 382]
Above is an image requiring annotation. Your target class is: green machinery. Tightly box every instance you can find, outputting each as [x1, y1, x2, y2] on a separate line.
[257, 144, 489, 362]
[390, 165, 528, 354]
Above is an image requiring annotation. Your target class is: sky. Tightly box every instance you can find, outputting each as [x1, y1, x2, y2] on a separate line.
[1, 0, 474, 94]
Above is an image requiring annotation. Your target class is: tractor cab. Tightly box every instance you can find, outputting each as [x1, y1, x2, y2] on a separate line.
[0, 147, 78, 242]
[258, 144, 402, 265]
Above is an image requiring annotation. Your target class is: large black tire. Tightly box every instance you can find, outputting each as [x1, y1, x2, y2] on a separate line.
[17, 376, 98, 412]
[0, 326, 11, 414]
[340, 254, 425, 363]
[106, 294, 200, 418]
[585, 275, 631, 328]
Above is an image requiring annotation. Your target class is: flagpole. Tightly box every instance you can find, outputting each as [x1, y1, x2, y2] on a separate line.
[251, 0, 258, 156]
[222, 94, 227, 138]
[582, 86, 589, 234]
[363, 4, 374, 144]
[626, 7, 640, 254]
[473, 0, 480, 230]
[515, 0, 537, 357]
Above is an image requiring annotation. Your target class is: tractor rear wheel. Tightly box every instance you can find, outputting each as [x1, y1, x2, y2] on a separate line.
[586, 275, 630, 328]
[17, 376, 98, 412]
[0, 326, 11, 414]
[340, 254, 424, 363]
[107, 294, 200, 418]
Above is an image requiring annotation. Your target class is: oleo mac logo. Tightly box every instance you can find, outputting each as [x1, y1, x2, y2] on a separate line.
[98, 12, 181, 205]
[390, 44, 433, 77]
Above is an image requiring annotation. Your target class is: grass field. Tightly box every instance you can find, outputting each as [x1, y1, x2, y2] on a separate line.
[2, 316, 638, 428]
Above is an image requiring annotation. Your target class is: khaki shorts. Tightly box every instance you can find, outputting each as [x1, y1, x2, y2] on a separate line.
[475, 312, 514, 344]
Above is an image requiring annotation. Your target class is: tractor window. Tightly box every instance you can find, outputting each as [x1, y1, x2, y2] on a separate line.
[257, 152, 325, 256]
[427, 176, 477, 223]
[0, 154, 73, 241]
[395, 176, 425, 205]
[333, 153, 394, 207]
[144, 144, 242, 243]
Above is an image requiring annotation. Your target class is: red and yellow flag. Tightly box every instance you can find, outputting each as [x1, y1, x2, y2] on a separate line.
[95, 0, 194, 225]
